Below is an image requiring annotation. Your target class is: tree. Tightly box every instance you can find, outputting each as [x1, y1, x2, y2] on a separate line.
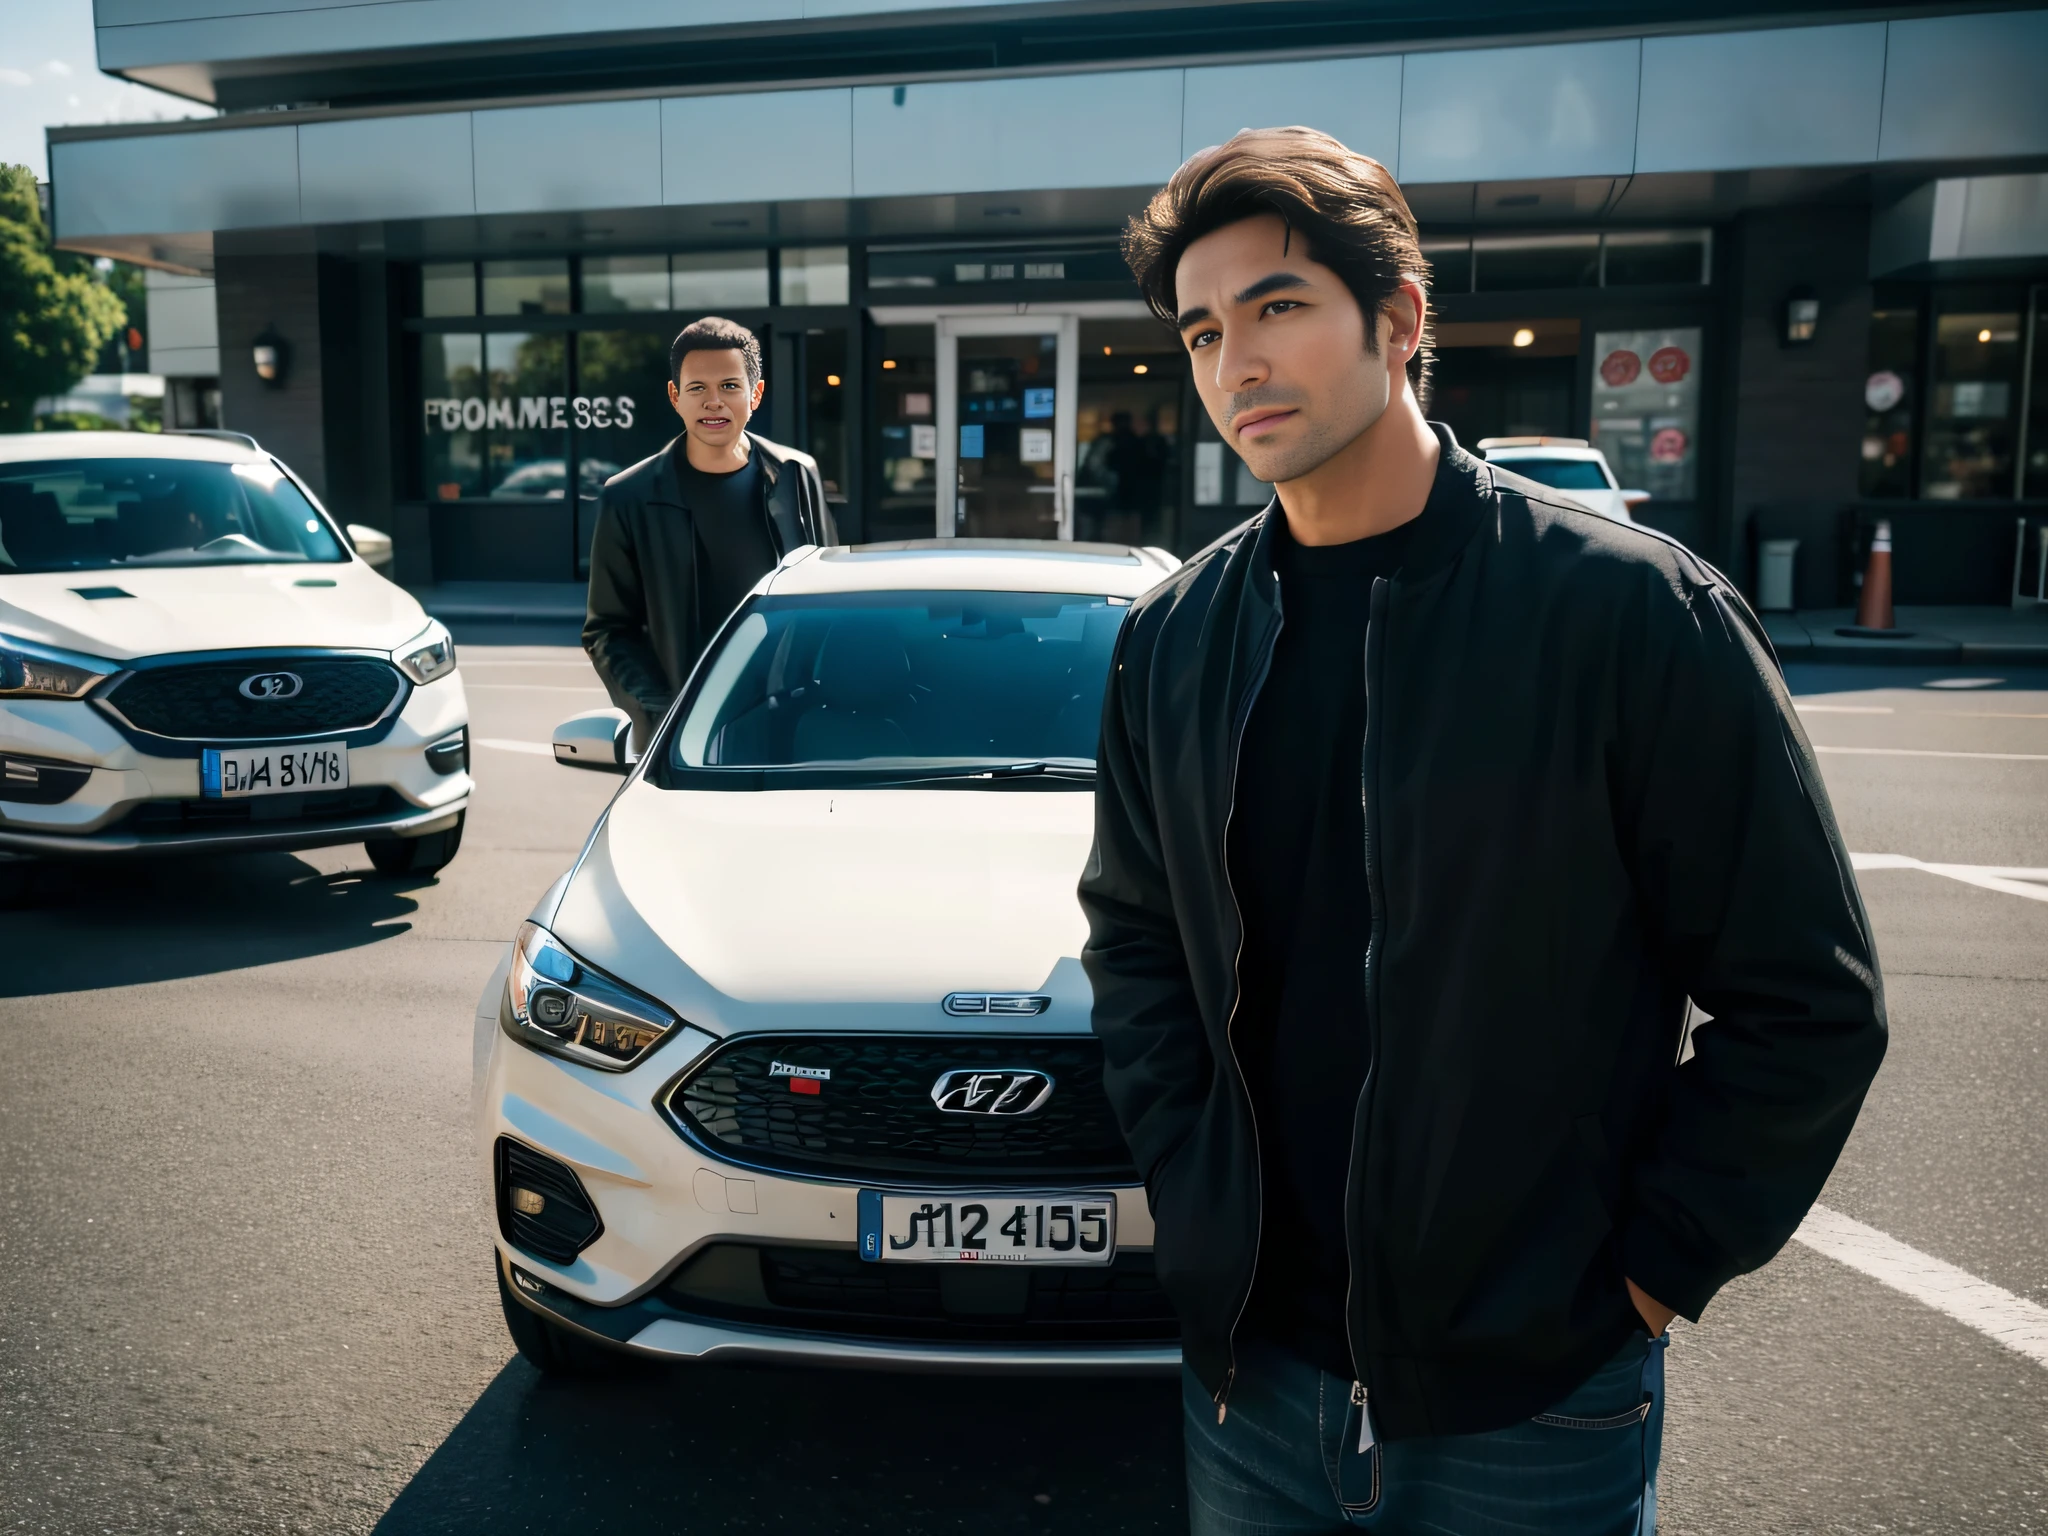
[0, 163, 126, 431]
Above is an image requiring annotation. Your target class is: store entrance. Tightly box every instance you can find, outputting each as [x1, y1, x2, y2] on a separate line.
[1428, 319, 1581, 448]
[936, 314, 1078, 538]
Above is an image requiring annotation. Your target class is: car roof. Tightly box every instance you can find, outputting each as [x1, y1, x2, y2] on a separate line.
[769, 539, 1179, 598]
[1482, 444, 1606, 462]
[0, 430, 267, 466]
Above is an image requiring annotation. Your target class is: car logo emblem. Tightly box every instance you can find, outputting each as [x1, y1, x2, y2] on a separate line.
[942, 993, 1051, 1017]
[238, 671, 304, 700]
[930, 1069, 1054, 1116]
[770, 1060, 830, 1096]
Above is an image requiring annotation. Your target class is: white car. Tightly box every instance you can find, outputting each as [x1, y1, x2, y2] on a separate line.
[1477, 437, 1648, 523]
[0, 431, 470, 883]
[476, 539, 1182, 1376]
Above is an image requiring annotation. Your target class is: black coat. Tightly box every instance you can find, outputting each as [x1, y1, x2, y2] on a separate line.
[1077, 427, 1885, 1439]
[582, 432, 835, 738]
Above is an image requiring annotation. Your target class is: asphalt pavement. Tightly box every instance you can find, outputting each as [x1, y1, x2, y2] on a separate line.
[2, 641, 2044, 1535]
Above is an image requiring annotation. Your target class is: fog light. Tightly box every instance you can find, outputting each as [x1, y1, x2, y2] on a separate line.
[532, 989, 571, 1027]
[511, 1187, 547, 1216]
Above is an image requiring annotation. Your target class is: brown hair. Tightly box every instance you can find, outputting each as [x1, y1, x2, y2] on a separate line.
[1123, 126, 1433, 399]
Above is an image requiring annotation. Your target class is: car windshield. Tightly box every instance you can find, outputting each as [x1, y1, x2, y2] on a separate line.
[0, 458, 348, 573]
[668, 590, 1127, 785]
[1496, 456, 1611, 491]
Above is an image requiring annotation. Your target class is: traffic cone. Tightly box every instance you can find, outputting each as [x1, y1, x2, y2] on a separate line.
[1838, 518, 1913, 639]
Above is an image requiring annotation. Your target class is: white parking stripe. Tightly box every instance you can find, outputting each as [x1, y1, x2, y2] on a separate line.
[464, 683, 606, 693]
[1794, 703, 1895, 714]
[1817, 745, 2048, 762]
[1794, 1205, 2048, 1371]
[474, 738, 553, 756]
[1850, 852, 2048, 903]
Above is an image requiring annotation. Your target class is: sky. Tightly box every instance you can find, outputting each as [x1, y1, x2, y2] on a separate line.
[0, 0, 212, 182]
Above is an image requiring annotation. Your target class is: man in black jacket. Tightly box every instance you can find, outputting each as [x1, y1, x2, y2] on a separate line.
[583, 316, 835, 746]
[1078, 128, 1885, 1534]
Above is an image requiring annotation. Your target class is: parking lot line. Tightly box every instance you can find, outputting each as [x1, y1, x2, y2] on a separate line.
[1816, 745, 2048, 762]
[1794, 1205, 2048, 1371]
[475, 738, 553, 756]
[1850, 852, 2048, 902]
[463, 683, 608, 693]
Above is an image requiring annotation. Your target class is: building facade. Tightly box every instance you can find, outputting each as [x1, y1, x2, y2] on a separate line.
[53, 1, 2048, 602]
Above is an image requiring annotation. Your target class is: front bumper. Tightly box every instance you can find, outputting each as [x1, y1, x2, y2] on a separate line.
[0, 673, 470, 857]
[479, 978, 1175, 1374]
[500, 1251, 1180, 1375]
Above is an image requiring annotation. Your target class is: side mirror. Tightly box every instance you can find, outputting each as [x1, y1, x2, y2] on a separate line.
[1620, 491, 1652, 514]
[553, 708, 633, 772]
[347, 524, 394, 570]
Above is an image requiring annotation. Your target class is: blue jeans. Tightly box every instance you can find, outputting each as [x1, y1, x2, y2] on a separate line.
[1184, 1331, 1666, 1535]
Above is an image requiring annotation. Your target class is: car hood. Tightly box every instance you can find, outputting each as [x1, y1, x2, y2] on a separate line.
[0, 561, 430, 660]
[547, 780, 1099, 1035]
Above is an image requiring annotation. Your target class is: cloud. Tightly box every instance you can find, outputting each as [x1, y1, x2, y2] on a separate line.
[0, 67, 35, 87]
[45, 59, 74, 78]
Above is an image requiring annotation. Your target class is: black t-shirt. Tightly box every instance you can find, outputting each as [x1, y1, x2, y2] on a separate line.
[676, 444, 776, 643]
[1231, 510, 1416, 1381]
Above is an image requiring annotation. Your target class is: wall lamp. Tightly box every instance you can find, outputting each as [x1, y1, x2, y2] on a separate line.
[252, 324, 291, 389]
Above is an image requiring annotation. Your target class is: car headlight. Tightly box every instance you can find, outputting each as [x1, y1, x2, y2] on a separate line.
[395, 621, 457, 685]
[505, 921, 680, 1071]
[0, 634, 113, 700]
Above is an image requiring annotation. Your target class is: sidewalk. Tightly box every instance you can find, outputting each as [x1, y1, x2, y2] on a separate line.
[408, 582, 586, 624]
[1763, 605, 2048, 666]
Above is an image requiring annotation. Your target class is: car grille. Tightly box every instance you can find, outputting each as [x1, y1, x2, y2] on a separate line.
[123, 786, 402, 834]
[666, 1033, 1138, 1184]
[101, 657, 405, 740]
[665, 1242, 1177, 1345]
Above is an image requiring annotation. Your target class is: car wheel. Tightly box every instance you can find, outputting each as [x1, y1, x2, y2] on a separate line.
[495, 1260, 634, 1378]
[366, 811, 464, 878]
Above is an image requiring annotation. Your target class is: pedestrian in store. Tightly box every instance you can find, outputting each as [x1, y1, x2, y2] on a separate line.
[584, 316, 834, 749]
[1078, 127, 1886, 1535]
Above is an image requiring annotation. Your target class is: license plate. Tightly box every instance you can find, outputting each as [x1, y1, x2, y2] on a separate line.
[858, 1190, 1116, 1265]
[201, 741, 349, 798]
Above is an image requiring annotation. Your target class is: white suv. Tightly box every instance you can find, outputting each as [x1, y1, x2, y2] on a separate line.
[1477, 437, 1648, 523]
[0, 431, 470, 885]
[476, 539, 1182, 1376]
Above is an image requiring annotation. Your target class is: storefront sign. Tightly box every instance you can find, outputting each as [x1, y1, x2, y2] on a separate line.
[1591, 327, 1702, 503]
[1864, 370, 1905, 413]
[424, 395, 637, 432]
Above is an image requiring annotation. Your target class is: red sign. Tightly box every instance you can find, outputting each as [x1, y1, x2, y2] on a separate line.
[1649, 427, 1689, 464]
[1599, 350, 1641, 388]
[790, 1076, 821, 1095]
[1648, 346, 1691, 384]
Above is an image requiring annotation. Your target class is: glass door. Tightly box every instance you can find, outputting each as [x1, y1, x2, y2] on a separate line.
[935, 314, 1079, 539]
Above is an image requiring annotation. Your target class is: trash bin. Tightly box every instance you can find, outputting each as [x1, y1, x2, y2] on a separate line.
[1758, 538, 1799, 613]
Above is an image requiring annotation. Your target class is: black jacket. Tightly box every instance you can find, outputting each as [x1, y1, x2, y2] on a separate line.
[1078, 427, 1885, 1440]
[583, 432, 835, 737]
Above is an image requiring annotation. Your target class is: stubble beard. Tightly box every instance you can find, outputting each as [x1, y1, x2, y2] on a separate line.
[1227, 364, 1390, 487]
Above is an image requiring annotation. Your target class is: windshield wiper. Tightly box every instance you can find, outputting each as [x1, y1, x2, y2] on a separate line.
[874, 761, 1096, 786]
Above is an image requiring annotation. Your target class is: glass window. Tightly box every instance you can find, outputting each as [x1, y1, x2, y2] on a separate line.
[1859, 304, 1921, 499]
[0, 458, 346, 572]
[781, 247, 850, 306]
[1922, 295, 2024, 500]
[1603, 231, 1709, 286]
[420, 333, 485, 500]
[874, 325, 938, 541]
[1494, 457, 1612, 491]
[484, 332, 570, 497]
[573, 330, 676, 499]
[582, 256, 670, 313]
[422, 262, 476, 317]
[2026, 288, 2048, 499]
[1076, 319, 1183, 547]
[1589, 327, 1702, 502]
[1475, 236, 1599, 292]
[483, 259, 571, 317]
[668, 590, 1127, 776]
[804, 329, 849, 502]
[671, 250, 769, 310]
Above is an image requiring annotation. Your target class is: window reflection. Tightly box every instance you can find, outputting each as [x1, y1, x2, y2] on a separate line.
[1859, 304, 1920, 499]
[420, 333, 483, 500]
[482, 260, 571, 317]
[583, 256, 670, 313]
[672, 251, 769, 310]
[875, 325, 937, 541]
[1922, 300, 2022, 500]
